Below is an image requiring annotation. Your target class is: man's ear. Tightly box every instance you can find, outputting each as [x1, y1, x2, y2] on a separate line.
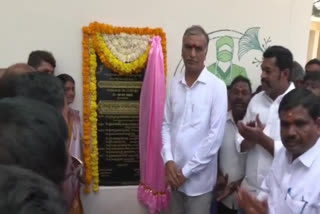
[281, 68, 290, 80]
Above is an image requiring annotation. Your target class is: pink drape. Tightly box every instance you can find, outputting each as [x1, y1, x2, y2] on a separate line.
[138, 36, 169, 214]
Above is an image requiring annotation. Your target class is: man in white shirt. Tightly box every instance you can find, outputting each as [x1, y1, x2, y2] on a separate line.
[236, 88, 320, 214]
[216, 76, 252, 214]
[236, 46, 295, 195]
[161, 25, 227, 214]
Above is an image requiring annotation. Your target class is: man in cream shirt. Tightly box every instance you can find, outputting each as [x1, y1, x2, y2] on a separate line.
[237, 88, 320, 214]
[236, 46, 295, 195]
[216, 76, 252, 214]
[161, 25, 227, 214]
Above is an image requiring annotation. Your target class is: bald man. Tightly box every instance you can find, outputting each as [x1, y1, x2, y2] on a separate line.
[3, 63, 35, 77]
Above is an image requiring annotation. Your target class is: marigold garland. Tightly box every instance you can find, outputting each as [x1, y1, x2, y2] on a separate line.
[88, 22, 167, 76]
[89, 44, 100, 192]
[103, 34, 150, 63]
[93, 33, 150, 75]
[82, 22, 167, 193]
[82, 27, 93, 193]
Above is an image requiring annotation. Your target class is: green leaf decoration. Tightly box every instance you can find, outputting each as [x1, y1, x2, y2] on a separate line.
[238, 27, 263, 60]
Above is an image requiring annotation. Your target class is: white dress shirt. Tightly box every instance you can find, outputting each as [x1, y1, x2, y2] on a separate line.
[162, 67, 227, 196]
[219, 112, 247, 209]
[258, 138, 320, 214]
[236, 83, 295, 194]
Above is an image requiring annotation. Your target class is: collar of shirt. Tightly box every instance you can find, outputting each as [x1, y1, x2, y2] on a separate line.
[180, 67, 210, 87]
[227, 111, 235, 124]
[274, 82, 295, 104]
[260, 82, 295, 105]
[286, 137, 320, 168]
[261, 90, 274, 103]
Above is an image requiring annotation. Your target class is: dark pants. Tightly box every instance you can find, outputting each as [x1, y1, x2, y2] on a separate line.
[217, 202, 237, 214]
[210, 199, 218, 214]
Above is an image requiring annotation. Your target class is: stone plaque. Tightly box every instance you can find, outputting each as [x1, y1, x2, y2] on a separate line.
[96, 58, 144, 186]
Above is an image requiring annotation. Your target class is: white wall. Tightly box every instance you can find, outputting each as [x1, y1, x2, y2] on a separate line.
[0, 0, 313, 213]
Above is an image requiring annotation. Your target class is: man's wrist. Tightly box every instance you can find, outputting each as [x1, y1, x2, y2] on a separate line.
[165, 160, 174, 166]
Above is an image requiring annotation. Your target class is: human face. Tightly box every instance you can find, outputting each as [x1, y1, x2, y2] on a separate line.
[280, 106, 320, 160]
[260, 57, 288, 99]
[64, 81, 75, 105]
[36, 61, 55, 75]
[306, 63, 320, 73]
[182, 35, 207, 73]
[304, 80, 320, 97]
[293, 80, 304, 89]
[229, 81, 251, 117]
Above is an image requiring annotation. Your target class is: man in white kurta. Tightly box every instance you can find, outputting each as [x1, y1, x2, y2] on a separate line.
[236, 46, 294, 195]
[161, 25, 227, 214]
[236, 88, 320, 214]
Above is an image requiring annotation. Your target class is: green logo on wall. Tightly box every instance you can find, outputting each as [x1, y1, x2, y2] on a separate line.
[175, 27, 272, 86]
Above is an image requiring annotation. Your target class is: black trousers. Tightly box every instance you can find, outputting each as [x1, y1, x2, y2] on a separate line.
[217, 202, 237, 214]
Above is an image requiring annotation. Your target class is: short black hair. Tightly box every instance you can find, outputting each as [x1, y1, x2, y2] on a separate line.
[305, 58, 320, 70]
[0, 165, 67, 214]
[279, 88, 320, 120]
[0, 97, 68, 185]
[28, 50, 56, 68]
[57, 73, 75, 85]
[304, 71, 320, 83]
[0, 72, 65, 111]
[263, 45, 293, 74]
[229, 75, 252, 92]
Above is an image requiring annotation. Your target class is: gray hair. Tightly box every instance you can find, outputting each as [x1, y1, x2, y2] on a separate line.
[290, 60, 305, 81]
[183, 25, 209, 47]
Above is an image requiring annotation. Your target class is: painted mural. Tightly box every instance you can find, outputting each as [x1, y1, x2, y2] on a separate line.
[175, 27, 272, 87]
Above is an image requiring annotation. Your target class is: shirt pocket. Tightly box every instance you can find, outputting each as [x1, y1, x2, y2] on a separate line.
[191, 104, 206, 127]
[285, 194, 315, 214]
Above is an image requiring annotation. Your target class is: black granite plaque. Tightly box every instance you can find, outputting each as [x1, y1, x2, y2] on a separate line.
[96, 57, 144, 186]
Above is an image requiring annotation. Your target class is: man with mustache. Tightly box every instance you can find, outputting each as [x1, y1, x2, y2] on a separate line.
[236, 88, 320, 214]
[236, 46, 295, 197]
[162, 25, 227, 214]
[216, 76, 252, 214]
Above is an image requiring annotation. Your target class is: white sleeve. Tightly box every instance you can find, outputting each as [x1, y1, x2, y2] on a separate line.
[161, 82, 174, 164]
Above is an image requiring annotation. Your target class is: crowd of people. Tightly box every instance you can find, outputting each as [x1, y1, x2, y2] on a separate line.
[0, 51, 83, 213]
[162, 25, 320, 214]
[2, 24, 320, 214]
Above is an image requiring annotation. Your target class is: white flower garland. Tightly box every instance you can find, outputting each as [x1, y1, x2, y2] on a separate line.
[103, 33, 150, 63]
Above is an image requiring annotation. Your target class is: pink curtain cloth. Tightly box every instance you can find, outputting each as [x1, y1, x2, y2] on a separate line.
[138, 36, 169, 214]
